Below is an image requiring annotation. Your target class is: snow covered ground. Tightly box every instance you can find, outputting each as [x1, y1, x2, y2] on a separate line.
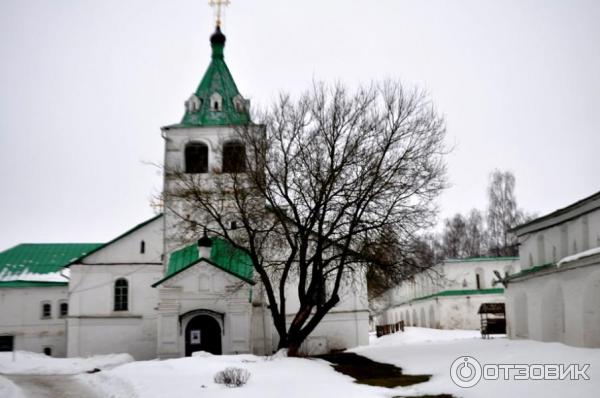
[352, 327, 600, 397]
[0, 351, 133, 375]
[1, 328, 599, 397]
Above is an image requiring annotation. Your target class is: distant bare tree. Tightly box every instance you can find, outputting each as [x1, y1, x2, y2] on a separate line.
[464, 209, 487, 257]
[486, 170, 523, 256]
[167, 81, 447, 355]
[442, 213, 467, 258]
[364, 227, 438, 300]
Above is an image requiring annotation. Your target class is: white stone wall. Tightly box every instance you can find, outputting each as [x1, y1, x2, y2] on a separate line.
[506, 254, 600, 347]
[67, 216, 164, 360]
[376, 258, 518, 330]
[506, 197, 600, 347]
[518, 205, 600, 270]
[155, 260, 254, 358]
[0, 286, 68, 356]
[162, 125, 253, 253]
[161, 124, 371, 356]
[380, 293, 504, 330]
[67, 264, 162, 360]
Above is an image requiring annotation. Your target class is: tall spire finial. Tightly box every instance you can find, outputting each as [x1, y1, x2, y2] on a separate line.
[209, 0, 230, 27]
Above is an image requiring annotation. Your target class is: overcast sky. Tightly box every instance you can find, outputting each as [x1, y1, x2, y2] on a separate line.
[1, 0, 599, 249]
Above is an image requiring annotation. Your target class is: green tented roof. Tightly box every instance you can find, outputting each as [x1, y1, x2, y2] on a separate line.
[153, 238, 254, 286]
[0, 243, 102, 286]
[177, 27, 251, 128]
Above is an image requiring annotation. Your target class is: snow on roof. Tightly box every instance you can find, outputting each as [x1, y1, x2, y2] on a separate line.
[557, 246, 600, 267]
[0, 243, 102, 285]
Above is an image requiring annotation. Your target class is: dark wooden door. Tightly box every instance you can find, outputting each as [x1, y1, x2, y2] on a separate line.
[185, 315, 222, 356]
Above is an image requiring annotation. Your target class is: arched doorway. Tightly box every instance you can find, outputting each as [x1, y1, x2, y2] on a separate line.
[185, 315, 222, 356]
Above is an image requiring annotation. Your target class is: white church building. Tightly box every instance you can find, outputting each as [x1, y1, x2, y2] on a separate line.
[374, 257, 519, 331]
[505, 190, 600, 347]
[0, 25, 369, 359]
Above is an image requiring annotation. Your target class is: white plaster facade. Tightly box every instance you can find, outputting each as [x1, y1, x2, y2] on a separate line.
[154, 259, 257, 358]
[0, 286, 68, 356]
[1, 25, 369, 360]
[374, 257, 519, 330]
[506, 191, 600, 347]
[158, 121, 369, 357]
[67, 215, 164, 360]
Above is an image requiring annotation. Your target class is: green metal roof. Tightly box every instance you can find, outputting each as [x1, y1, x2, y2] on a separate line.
[506, 262, 555, 281]
[178, 26, 251, 128]
[153, 238, 254, 287]
[414, 288, 504, 301]
[389, 288, 505, 308]
[0, 243, 102, 286]
[0, 281, 68, 288]
[445, 256, 519, 264]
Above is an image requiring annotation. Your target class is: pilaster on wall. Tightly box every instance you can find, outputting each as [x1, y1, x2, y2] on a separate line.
[156, 289, 181, 358]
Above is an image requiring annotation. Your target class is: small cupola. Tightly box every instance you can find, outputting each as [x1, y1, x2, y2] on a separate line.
[178, 24, 251, 127]
[197, 229, 213, 259]
[210, 25, 226, 59]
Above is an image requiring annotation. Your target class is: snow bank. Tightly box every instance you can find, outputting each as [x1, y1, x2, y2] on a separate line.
[356, 327, 480, 349]
[557, 246, 600, 267]
[0, 351, 133, 375]
[0, 375, 25, 398]
[353, 328, 600, 398]
[82, 353, 389, 398]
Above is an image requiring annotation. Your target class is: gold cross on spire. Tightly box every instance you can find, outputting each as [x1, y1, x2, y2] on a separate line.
[209, 0, 230, 27]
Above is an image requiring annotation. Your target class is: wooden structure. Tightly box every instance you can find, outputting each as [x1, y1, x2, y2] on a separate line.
[478, 303, 506, 338]
[376, 320, 404, 337]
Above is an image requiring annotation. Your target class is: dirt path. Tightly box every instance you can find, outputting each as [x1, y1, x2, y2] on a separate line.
[6, 374, 102, 398]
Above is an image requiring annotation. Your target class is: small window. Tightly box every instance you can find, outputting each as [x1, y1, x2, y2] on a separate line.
[114, 279, 129, 312]
[222, 142, 246, 173]
[41, 303, 52, 319]
[59, 302, 68, 318]
[474, 268, 484, 290]
[185, 94, 201, 113]
[230, 221, 237, 230]
[210, 93, 222, 112]
[185, 143, 209, 173]
[43, 347, 52, 356]
[140, 240, 145, 254]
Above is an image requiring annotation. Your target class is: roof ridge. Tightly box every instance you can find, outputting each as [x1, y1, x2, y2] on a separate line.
[66, 213, 163, 266]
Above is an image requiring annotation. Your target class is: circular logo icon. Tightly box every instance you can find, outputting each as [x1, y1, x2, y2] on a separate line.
[450, 356, 482, 388]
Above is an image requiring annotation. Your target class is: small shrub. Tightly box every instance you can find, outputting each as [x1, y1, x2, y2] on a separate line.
[214, 367, 251, 387]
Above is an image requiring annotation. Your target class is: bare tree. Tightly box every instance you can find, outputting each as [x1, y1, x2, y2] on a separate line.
[464, 209, 487, 257]
[442, 213, 467, 258]
[166, 81, 447, 355]
[364, 227, 439, 300]
[486, 170, 523, 256]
